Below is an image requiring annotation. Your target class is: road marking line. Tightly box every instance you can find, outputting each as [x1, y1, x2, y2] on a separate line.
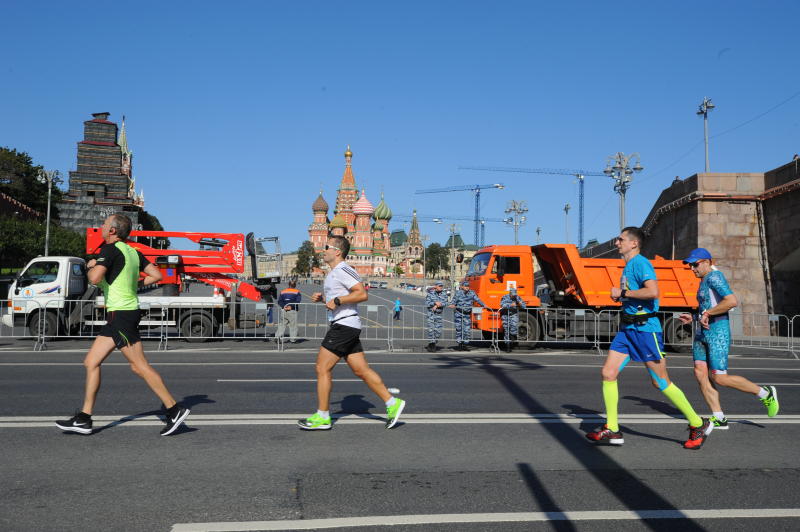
[170, 508, 800, 531]
[9, 413, 800, 429]
[217, 379, 362, 382]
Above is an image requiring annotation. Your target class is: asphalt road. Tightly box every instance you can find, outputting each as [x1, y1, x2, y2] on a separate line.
[1, 340, 799, 531]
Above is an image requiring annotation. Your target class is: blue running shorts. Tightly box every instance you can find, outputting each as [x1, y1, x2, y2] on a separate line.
[693, 326, 730, 374]
[609, 329, 665, 362]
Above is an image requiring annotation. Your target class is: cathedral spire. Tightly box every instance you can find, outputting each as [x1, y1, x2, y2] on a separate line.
[118, 115, 131, 157]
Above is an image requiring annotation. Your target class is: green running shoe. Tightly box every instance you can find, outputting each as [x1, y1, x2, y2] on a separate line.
[760, 386, 779, 417]
[386, 398, 406, 429]
[709, 415, 728, 430]
[297, 413, 332, 430]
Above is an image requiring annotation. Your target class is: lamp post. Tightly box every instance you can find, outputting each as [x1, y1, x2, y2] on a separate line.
[603, 153, 643, 231]
[447, 223, 458, 284]
[504, 200, 528, 245]
[697, 97, 715, 172]
[564, 203, 571, 243]
[36, 169, 61, 256]
[535, 226, 541, 244]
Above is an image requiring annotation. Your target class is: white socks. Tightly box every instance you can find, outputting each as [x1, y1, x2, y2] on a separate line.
[385, 397, 396, 407]
[317, 410, 330, 418]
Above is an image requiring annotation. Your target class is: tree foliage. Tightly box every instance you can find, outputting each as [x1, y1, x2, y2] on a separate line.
[293, 240, 320, 275]
[0, 147, 62, 218]
[137, 209, 170, 249]
[0, 217, 85, 267]
[425, 243, 449, 276]
[393, 264, 404, 276]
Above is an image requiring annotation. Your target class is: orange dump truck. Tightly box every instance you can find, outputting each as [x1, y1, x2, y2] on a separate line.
[466, 244, 700, 348]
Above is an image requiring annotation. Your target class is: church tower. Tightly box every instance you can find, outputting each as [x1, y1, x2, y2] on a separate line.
[334, 146, 358, 234]
[308, 190, 329, 253]
[406, 210, 424, 278]
[351, 189, 375, 276]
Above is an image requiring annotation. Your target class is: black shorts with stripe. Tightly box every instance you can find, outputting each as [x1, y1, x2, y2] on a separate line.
[98, 310, 142, 349]
[321, 323, 364, 357]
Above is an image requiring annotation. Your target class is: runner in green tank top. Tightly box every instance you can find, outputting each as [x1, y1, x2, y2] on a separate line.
[55, 214, 190, 436]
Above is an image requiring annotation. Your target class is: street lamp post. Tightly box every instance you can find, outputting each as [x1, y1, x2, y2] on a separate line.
[564, 203, 571, 243]
[603, 153, 643, 231]
[504, 200, 528, 245]
[697, 97, 715, 172]
[447, 223, 458, 284]
[36, 169, 61, 256]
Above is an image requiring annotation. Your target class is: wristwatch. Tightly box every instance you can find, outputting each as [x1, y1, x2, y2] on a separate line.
[620, 289, 627, 299]
[334, 297, 341, 307]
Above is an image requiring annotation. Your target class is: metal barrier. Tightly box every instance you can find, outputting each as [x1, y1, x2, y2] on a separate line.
[4, 296, 800, 357]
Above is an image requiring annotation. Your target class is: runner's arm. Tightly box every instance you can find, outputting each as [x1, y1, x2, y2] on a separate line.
[141, 263, 162, 286]
[704, 293, 737, 317]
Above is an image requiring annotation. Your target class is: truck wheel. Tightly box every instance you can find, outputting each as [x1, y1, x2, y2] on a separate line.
[28, 311, 58, 339]
[481, 330, 495, 341]
[181, 314, 214, 343]
[663, 316, 692, 353]
[517, 312, 540, 349]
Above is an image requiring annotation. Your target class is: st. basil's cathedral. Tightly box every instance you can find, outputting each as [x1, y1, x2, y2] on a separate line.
[308, 147, 424, 277]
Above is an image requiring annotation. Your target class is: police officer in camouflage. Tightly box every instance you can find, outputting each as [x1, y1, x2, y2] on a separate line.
[425, 281, 449, 352]
[449, 280, 488, 351]
[500, 287, 526, 352]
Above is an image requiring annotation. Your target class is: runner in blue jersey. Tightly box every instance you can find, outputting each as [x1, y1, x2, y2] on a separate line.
[678, 248, 779, 429]
[586, 227, 710, 449]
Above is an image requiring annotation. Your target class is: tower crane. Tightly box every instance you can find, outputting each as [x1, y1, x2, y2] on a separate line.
[414, 183, 505, 246]
[458, 166, 605, 248]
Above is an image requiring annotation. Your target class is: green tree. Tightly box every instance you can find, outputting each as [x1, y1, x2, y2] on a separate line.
[138, 209, 170, 249]
[393, 264, 404, 276]
[0, 217, 85, 267]
[425, 243, 449, 276]
[0, 147, 62, 218]
[293, 240, 320, 275]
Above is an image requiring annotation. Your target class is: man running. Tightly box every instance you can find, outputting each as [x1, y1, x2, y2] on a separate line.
[298, 235, 406, 430]
[56, 214, 190, 436]
[678, 248, 779, 429]
[585, 227, 710, 449]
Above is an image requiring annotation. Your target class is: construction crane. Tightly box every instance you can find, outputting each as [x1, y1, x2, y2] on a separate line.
[459, 166, 605, 248]
[415, 183, 505, 246]
[395, 213, 510, 247]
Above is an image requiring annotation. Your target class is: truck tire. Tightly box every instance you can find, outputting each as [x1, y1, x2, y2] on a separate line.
[663, 316, 692, 353]
[28, 311, 58, 339]
[517, 312, 541, 349]
[180, 313, 215, 343]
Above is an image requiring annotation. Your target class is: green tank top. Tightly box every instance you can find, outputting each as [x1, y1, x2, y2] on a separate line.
[99, 241, 140, 311]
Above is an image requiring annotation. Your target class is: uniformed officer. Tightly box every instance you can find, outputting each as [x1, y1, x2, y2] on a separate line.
[425, 281, 449, 352]
[500, 287, 527, 352]
[448, 280, 488, 351]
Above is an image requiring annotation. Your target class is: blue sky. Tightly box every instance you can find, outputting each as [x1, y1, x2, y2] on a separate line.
[2, 1, 798, 252]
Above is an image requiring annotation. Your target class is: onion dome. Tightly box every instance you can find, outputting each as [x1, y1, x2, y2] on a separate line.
[373, 193, 392, 221]
[344, 145, 353, 158]
[312, 191, 329, 213]
[330, 214, 347, 228]
[352, 189, 374, 216]
[373, 221, 384, 231]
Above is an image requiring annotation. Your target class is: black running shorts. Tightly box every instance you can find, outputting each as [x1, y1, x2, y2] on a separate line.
[98, 310, 142, 349]
[321, 323, 364, 357]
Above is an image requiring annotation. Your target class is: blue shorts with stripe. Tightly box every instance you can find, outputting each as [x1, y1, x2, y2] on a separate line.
[609, 329, 665, 362]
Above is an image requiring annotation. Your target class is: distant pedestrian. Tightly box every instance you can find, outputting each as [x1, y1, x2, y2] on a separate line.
[55, 214, 189, 437]
[678, 248, 779, 429]
[500, 287, 526, 352]
[425, 281, 448, 352]
[275, 280, 301, 342]
[448, 280, 488, 351]
[393, 298, 402, 320]
[298, 235, 406, 430]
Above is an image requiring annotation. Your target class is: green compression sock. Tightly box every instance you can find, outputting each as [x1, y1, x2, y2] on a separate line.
[662, 383, 702, 427]
[603, 380, 619, 432]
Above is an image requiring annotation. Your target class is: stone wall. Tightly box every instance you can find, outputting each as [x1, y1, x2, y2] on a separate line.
[763, 160, 800, 316]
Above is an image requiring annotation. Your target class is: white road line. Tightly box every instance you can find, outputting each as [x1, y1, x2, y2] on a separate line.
[217, 379, 362, 382]
[6, 413, 800, 429]
[170, 508, 800, 531]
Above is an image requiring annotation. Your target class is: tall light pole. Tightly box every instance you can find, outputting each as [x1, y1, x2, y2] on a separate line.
[504, 200, 528, 245]
[447, 223, 458, 284]
[603, 153, 643, 231]
[37, 169, 61, 256]
[564, 203, 571, 243]
[535, 226, 541, 244]
[697, 97, 715, 172]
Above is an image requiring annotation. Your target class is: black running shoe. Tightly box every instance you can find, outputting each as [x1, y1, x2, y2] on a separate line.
[55, 412, 93, 435]
[160, 403, 190, 436]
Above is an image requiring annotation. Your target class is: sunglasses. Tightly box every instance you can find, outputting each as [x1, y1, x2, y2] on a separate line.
[324, 244, 341, 251]
[689, 261, 705, 268]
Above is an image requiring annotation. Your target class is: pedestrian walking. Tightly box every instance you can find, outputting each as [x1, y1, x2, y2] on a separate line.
[393, 298, 402, 320]
[275, 280, 301, 342]
[678, 248, 779, 429]
[448, 280, 488, 351]
[425, 281, 448, 352]
[298, 235, 406, 430]
[55, 214, 190, 436]
[585, 226, 710, 449]
[500, 287, 526, 352]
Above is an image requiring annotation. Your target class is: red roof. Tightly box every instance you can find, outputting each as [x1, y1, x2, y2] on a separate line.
[79, 141, 117, 147]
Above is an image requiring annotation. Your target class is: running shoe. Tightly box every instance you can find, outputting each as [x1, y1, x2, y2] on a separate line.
[760, 385, 779, 417]
[160, 403, 190, 436]
[297, 413, 332, 430]
[55, 412, 93, 435]
[683, 418, 711, 450]
[710, 415, 728, 430]
[585, 425, 624, 445]
[385, 398, 406, 429]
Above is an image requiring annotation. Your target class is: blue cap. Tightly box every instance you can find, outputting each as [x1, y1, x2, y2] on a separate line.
[435, 281, 444, 286]
[461, 281, 469, 287]
[683, 248, 713, 264]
